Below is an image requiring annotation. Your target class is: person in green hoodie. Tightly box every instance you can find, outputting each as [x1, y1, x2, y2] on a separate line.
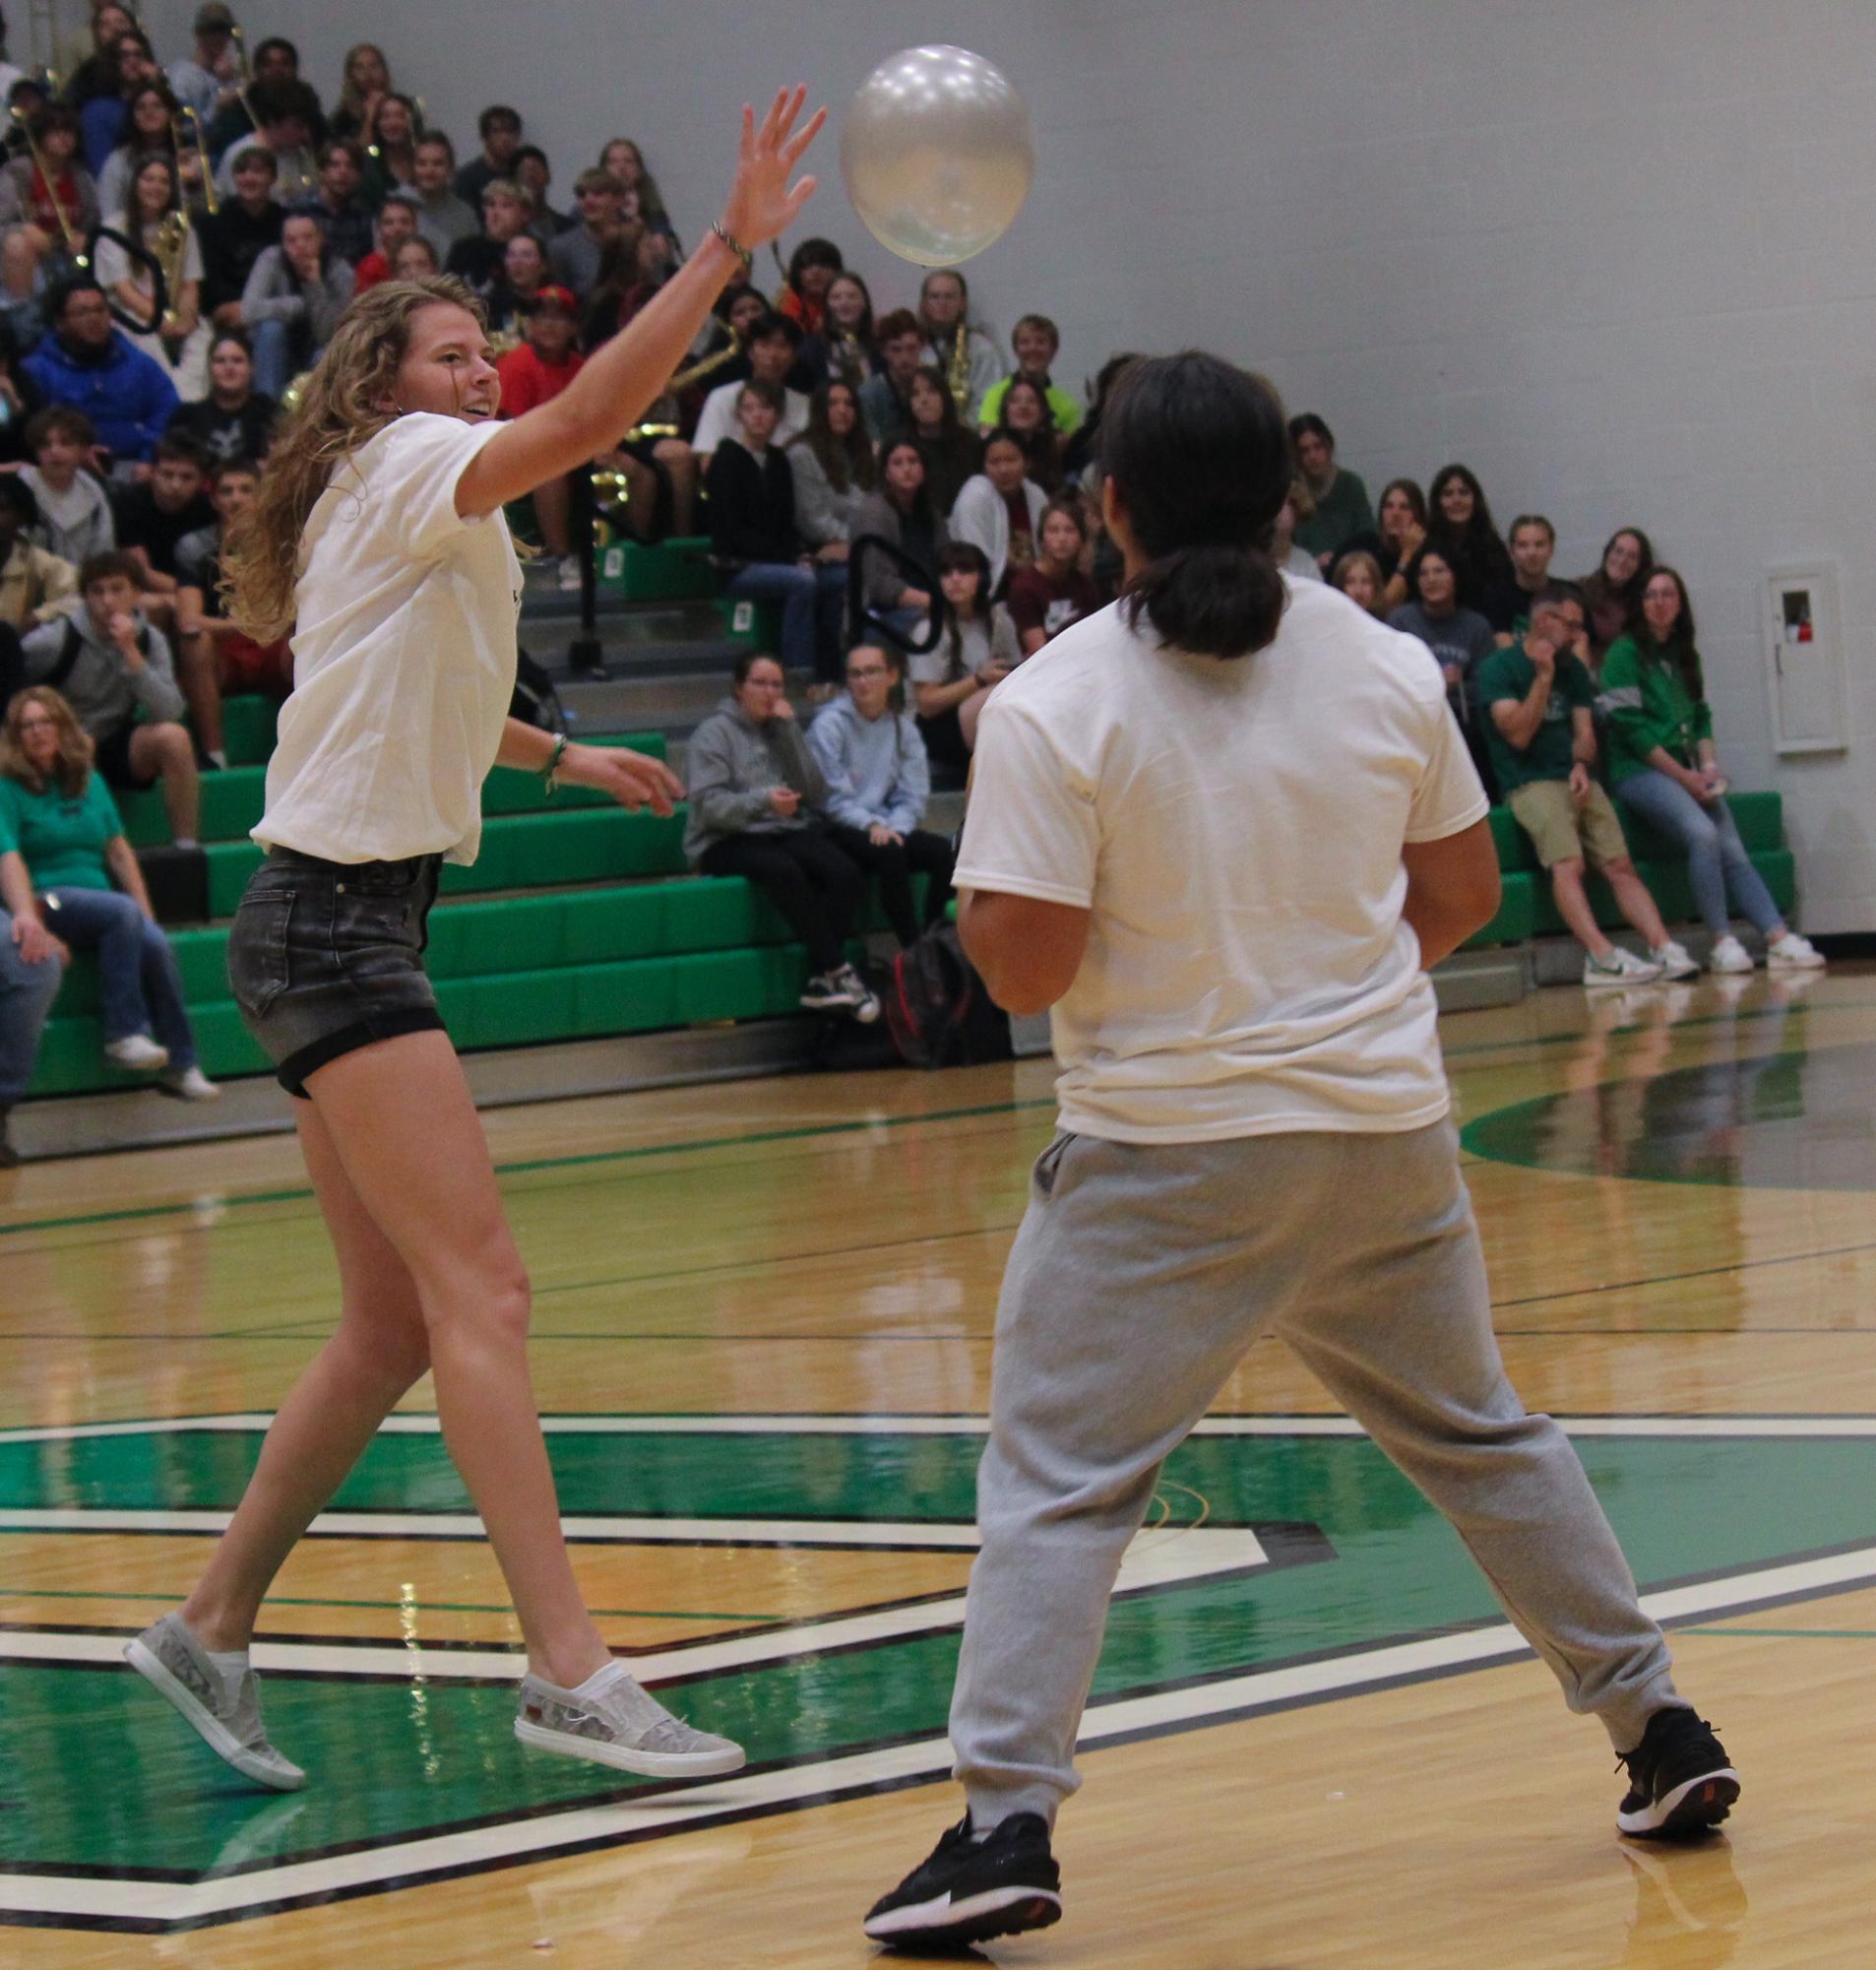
[1600, 567, 1823, 975]
[1477, 591, 1690, 987]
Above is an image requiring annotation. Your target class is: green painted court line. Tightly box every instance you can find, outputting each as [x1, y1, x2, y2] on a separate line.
[0, 1586, 784, 1621]
[0, 1096, 1058, 1243]
[1682, 1625, 1876, 1640]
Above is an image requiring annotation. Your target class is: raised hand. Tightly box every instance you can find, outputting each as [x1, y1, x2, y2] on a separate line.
[719, 87, 827, 251]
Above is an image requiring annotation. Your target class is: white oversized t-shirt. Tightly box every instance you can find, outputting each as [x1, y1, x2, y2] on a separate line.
[254, 413, 522, 866]
[953, 577, 1489, 1143]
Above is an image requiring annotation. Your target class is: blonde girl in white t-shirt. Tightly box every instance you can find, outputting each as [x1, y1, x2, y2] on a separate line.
[124, 90, 826, 1793]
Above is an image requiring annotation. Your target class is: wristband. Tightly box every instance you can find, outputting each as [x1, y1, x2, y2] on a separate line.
[543, 732, 569, 793]
[711, 219, 751, 261]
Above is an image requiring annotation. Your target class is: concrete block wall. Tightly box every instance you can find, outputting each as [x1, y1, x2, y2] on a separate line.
[125, 0, 1876, 925]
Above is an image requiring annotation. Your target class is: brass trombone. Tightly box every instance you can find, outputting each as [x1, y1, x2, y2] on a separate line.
[9, 105, 88, 268]
[228, 23, 256, 132]
[172, 106, 217, 216]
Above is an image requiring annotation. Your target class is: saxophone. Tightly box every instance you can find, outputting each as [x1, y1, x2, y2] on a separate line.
[828, 324, 864, 390]
[941, 322, 971, 416]
[152, 210, 193, 348]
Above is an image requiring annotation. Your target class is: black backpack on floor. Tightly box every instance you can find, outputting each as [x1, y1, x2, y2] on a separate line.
[884, 923, 1013, 1069]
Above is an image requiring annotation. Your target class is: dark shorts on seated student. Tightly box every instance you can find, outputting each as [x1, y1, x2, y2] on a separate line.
[1506, 780, 1629, 871]
[92, 721, 158, 793]
[226, 849, 445, 1098]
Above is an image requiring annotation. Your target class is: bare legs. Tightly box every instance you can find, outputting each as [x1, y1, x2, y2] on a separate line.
[174, 633, 225, 760]
[126, 721, 201, 843]
[180, 1031, 610, 1688]
[1550, 855, 1670, 963]
[654, 437, 697, 536]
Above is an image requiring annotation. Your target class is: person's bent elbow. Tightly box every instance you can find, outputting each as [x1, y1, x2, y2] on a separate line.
[959, 889, 1091, 1015]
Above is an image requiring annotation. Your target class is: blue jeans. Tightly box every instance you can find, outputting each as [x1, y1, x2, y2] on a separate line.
[248, 317, 296, 402]
[1612, 770, 1782, 940]
[0, 911, 63, 1103]
[725, 561, 848, 681]
[250, 319, 327, 403]
[40, 888, 197, 1068]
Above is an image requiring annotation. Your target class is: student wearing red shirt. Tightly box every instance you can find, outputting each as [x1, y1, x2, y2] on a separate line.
[495, 286, 586, 587]
[350, 192, 421, 294]
[1006, 498, 1105, 656]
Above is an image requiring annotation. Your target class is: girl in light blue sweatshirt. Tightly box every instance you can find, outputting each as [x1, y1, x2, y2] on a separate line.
[808, 642, 956, 945]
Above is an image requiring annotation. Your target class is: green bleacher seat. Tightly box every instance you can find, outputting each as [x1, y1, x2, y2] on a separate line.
[120, 736, 671, 850]
[715, 596, 786, 652]
[1462, 870, 1538, 950]
[1484, 790, 1792, 945]
[221, 696, 279, 766]
[20, 754, 1801, 1098]
[594, 535, 719, 602]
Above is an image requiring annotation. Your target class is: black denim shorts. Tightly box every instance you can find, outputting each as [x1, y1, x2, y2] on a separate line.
[227, 848, 446, 1099]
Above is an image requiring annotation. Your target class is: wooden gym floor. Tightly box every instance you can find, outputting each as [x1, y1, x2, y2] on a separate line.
[3, 964, 1874, 1965]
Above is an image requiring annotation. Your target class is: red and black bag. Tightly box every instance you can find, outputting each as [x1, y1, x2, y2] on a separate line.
[885, 923, 1013, 1070]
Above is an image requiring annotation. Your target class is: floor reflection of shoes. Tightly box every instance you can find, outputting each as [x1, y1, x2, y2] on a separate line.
[201, 1796, 309, 1878]
[1589, 988, 1653, 1031]
[1620, 1836, 1749, 1969]
[1766, 970, 1824, 1006]
[1657, 983, 1698, 1021]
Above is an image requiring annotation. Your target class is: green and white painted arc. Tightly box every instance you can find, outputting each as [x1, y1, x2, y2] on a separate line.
[1462, 1040, 1876, 1190]
[2, 1416, 1876, 1930]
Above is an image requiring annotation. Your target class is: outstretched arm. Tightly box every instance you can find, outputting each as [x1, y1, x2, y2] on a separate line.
[495, 719, 685, 816]
[456, 89, 825, 519]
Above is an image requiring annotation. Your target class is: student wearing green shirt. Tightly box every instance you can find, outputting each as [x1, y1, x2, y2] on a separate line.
[1478, 591, 1691, 987]
[0, 687, 217, 1096]
[976, 314, 1082, 439]
[1289, 413, 1374, 569]
[1600, 568, 1823, 975]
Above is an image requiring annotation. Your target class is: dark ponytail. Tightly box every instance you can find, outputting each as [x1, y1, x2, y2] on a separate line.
[1099, 351, 1291, 661]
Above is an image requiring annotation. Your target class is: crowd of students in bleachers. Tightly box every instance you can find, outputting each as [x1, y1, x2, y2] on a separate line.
[0, 6, 1825, 1165]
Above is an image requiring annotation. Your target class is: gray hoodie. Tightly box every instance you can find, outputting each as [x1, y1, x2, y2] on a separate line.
[683, 695, 831, 863]
[21, 607, 184, 740]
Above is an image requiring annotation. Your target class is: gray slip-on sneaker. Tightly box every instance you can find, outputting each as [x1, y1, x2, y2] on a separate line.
[515, 1664, 745, 1778]
[124, 1612, 305, 1792]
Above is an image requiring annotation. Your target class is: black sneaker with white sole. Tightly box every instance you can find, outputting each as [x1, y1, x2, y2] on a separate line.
[863, 1811, 1063, 1950]
[800, 972, 849, 1011]
[831, 963, 882, 1024]
[1616, 1707, 1739, 1838]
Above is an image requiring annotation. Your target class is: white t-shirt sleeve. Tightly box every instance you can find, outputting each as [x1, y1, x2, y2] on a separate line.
[953, 694, 1098, 909]
[692, 386, 735, 459]
[363, 413, 510, 561]
[1405, 694, 1491, 844]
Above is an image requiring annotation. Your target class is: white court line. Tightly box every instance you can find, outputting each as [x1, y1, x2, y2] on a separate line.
[4, 1411, 1873, 1446]
[1, 1541, 1869, 1928]
[0, 1523, 1269, 1684]
[0, 1507, 984, 1547]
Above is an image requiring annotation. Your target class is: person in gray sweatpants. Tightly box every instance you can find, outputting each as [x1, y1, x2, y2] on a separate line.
[863, 353, 1739, 1953]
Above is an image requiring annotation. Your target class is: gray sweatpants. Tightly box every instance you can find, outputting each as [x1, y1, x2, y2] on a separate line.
[951, 1121, 1681, 1828]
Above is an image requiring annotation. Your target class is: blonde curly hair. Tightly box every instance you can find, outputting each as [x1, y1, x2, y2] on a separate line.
[222, 276, 488, 639]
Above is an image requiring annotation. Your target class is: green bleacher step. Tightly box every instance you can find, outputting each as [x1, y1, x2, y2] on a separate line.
[122, 735, 670, 850]
[594, 534, 719, 602]
[222, 695, 279, 767]
[716, 597, 786, 651]
[26, 942, 832, 1097]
